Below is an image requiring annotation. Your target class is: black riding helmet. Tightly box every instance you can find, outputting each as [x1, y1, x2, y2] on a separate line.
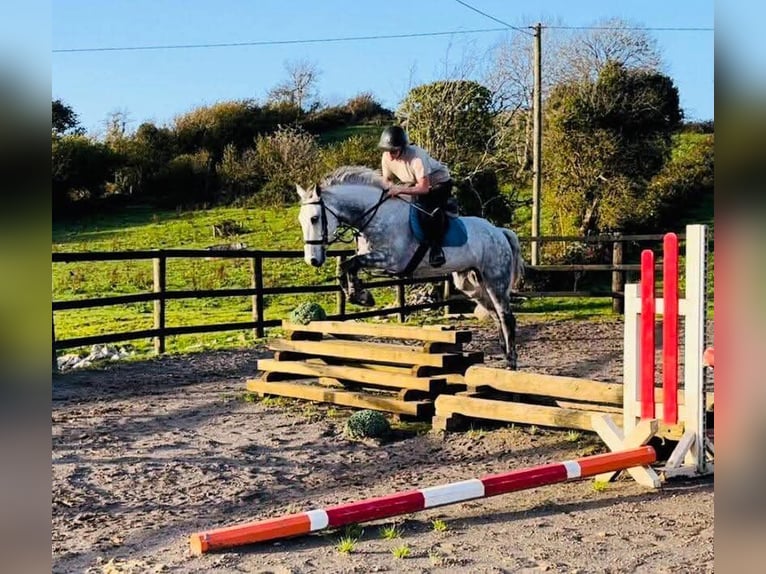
[378, 125, 408, 151]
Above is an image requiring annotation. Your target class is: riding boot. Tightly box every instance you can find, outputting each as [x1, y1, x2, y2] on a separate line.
[427, 207, 446, 267]
[429, 243, 445, 267]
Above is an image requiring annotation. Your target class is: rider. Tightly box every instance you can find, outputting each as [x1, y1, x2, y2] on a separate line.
[378, 125, 452, 267]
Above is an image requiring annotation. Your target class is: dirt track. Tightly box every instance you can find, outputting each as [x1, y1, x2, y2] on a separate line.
[52, 316, 714, 573]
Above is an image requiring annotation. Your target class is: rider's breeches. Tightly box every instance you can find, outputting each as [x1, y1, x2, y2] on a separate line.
[416, 180, 453, 244]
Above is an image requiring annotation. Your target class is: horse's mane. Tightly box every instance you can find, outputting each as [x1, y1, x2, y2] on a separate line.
[320, 165, 386, 190]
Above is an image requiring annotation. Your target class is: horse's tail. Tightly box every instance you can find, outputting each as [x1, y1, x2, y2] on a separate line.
[502, 228, 525, 291]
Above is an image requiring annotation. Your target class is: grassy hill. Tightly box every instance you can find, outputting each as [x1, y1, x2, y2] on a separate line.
[317, 124, 383, 145]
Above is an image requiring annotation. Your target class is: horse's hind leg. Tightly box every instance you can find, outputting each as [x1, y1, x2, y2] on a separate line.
[483, 283, 518, 370]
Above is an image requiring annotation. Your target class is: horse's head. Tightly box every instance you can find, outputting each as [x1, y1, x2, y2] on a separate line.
[295, 183, 337, 267]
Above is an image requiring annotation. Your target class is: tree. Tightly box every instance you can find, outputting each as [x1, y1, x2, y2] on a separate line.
[397, 80, 495, 170]
[103, 109, 132, 147]
[267, 59, 321, 111]
[560, 18, 662, 83]
[344, 92, 390, 121]
[485, 19, 664, 183]
[543, 61, 682, 236]
[52, 99, 83, 135]
[644, 133, 714, 229]
[52, 135, 119, 213]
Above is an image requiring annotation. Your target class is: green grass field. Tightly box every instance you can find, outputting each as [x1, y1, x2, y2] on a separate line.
[53, 204, 416, 357]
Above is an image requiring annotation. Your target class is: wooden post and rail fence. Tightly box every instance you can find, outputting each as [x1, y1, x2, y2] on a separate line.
[52, 232, 710, 366]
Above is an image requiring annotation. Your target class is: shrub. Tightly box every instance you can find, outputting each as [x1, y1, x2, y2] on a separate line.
[344, 410, 390, 439]
[218, 143, 264, 200]
[252, 125, 321, 204]
[319, 135, 380, 173]
[288, 302, 327, 325]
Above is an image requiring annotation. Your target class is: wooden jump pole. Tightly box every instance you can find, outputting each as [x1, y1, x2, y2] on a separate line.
[189, 446, 656, 555]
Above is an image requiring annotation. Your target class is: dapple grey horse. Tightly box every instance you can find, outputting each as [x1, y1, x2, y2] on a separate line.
[296, 166, 524, 367]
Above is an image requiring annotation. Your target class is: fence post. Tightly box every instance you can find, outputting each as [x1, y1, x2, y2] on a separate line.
[396, 281, 406, 323]
[153, 253, 166, 354]
[251, 255, 264, 338]
[611, 233, 624, 314]
[443, 278, 452, 317]
[336, 255, 346, 318]
[52, 315, 58, 372]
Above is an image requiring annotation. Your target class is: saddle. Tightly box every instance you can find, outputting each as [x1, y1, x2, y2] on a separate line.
[408, 203, 467, 247]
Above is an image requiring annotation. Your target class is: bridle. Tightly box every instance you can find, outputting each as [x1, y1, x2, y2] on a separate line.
[302, 186, 389, 247]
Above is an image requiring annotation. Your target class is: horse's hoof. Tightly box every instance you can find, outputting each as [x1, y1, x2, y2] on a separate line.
[358, 290, 375, 306]
[349, 290, 375, 307]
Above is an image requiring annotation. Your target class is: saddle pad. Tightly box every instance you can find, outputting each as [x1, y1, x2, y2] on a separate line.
[409, 207, 468, 247]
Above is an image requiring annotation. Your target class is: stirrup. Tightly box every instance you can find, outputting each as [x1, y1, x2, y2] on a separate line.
[429, 247, 445, 268]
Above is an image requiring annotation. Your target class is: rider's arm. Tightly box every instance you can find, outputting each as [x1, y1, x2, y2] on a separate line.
[388, 175, 430, 197]
[387, 157, 430, 197]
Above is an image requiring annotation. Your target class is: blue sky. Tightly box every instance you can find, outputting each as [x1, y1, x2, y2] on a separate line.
[52, 1, 714, 135]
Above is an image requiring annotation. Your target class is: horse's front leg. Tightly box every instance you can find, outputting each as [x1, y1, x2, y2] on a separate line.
[339, 251, 389, 307]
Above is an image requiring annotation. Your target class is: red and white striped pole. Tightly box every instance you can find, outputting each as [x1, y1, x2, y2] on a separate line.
[190, 446, 656, 555]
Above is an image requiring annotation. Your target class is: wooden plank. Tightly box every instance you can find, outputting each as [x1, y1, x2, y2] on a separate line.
[336, 361, 416, 375]
[464, 366, 623, 405]
[464, 366, 703, 407]
[433, 394, 616, 431]
[281, 320, 471, 344]
[246, 378, 432, 417]
[256, 359, 446, 393]
[316, 376, 346, 389]
[269, 339, 461, 368]
[555, 400, 624, 415]
[442, 373, 466, 386]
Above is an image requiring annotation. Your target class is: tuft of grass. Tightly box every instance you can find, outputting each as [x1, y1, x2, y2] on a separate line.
[379, 524, 402, 540]
[239, 392, 259, 403]
[300, 403, 322, 421]
[326, 407, 346, 419]
[336, 536, 357, 554]
[260, 396, 289, 408]
[344, 524, 364, 539]
[527, 425, 539, 436]
[592, 480, 609, 492]
[566, 430, 582, 442]
[431, 519, 448, 532]
[466, 425, 487, 439]
[428, 549, 444, 566]
[391, 544, 411, 559]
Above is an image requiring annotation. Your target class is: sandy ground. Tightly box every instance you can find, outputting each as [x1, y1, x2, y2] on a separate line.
[52, 316, 714, 573]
